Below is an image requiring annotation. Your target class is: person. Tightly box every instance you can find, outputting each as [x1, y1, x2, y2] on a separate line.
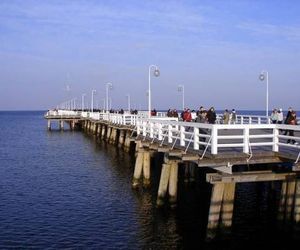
[286, 111, 298, 144]
[196, 106, 204, 116]
[206, 107, 216, 124]
[230, 109, 237, 124]
[151, 109, 157, 116]
[167, 109, 172, 117]
[284, 107, 293, 135]
[270, 109, 278, 124]
[181, 108, 187, 121]
[223, 109, 230, 124]
[183, 108, 192, 122]
[195, 109, 208, 147]
[277, 108, 283, 124]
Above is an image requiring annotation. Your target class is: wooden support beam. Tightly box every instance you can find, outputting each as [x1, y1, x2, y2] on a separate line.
[220, 183, 236, 228]
[207, 183, 225, 239]
[47, 120, 51, 131]
[143, 151, 151, 187]
[118, 129, 125, 148]
[156, 163, 171, 207]
[206, 171, 296, 184]
[285, 179, 296, 221]
[132, 151, 144, 189]
[168, 161, 179, 208]
[294, 180, 300, 223]
[278, 180, 287, 222]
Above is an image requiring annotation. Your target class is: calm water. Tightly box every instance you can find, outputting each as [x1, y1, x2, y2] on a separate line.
[0, 111, 299, 249]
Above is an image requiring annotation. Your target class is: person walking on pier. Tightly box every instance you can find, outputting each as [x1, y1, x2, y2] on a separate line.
[207, 107, 216, 124]
[287, 111, 298, 145]
[270, 109, 278, 124]
[183, 108, 192, 122]
[230, 109, 237, 124]
[277, 108, 283, 124]
[223, 109, 230, 124]
[196, 109, 208, 147]
[284, 107, 294, 135]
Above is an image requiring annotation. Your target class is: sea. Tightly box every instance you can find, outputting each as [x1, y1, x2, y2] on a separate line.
[0, 111, 299, 249]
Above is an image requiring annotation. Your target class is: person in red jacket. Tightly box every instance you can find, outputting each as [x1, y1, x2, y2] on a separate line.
[183, 108, 192, 122]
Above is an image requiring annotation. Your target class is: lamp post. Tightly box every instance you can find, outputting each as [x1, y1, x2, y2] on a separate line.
[106, 82, 113, 112]
[109, 97, 112, 110]
[91, 90, 96, 112]
[259, 70, 269, 117]
[81, 93, 86, 111]
[126, 94, 131, 111]
[178, 84, 185, 111]
[148, 65, 160, 117]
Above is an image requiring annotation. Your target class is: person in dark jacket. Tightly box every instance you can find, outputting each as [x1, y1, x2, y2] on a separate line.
[287, 111, 298, 144]
[284, 107, 293, 135]
[206, 107, 216, 124]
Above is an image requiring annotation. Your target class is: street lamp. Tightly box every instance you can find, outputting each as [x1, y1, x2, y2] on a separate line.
[259, 70, 269, 117]
[91, 89, 96, 112]
[126, 94, 131, 111]
[178, 84, 185, 111]
[148, 65, 160, 117]
[106, 82, 113, 112]
[109, 97, 112, 110]
[82, 93, 86, 111]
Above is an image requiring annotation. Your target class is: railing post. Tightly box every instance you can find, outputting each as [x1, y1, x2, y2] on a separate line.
[243, 127, 249, 154]
[180, 126, 185, 147]
[194, 127, 199, 150]
[211, 125, 218, 155]
[137, 120, 140, 135]
[249, 117, 252, 124]
[158, 123, 163, 140]
[273, 126, 279, 152]
[241, 116, 244, 124]
[168, 124, 173, 143]
[150, 122, 154, 138]
[258, 117, 261, 124]
[143, 121, 147, 137]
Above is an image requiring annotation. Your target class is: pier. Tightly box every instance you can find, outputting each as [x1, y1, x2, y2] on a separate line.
[45, 109, 300, 239]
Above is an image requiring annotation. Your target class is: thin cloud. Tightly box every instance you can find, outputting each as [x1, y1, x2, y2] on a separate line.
[237, 22, 300, 41]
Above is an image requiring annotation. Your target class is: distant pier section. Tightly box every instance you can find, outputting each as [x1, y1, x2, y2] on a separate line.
[45, 109, 300, 239]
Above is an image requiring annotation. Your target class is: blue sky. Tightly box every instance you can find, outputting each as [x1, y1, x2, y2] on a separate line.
[0, 0, 300, 111]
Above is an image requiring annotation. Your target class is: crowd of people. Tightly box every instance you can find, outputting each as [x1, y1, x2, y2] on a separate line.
[168, 106, 237, 124]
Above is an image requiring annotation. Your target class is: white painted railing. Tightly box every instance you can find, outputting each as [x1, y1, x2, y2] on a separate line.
[135, 118, 300, 155]
[45, 109, 300, 157]
[46, 110, 81, 117]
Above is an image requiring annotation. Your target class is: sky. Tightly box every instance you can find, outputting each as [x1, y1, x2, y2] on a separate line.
[0, 0, 300, 111]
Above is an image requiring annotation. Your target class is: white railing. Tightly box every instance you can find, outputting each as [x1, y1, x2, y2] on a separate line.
[135, 119, 300, 155]
[45, 109, 300, 157]
[216, 114, 271, 124]
[45, 110, 81, 117]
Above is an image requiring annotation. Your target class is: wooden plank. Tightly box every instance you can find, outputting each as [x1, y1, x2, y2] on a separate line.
[206, 171, 296, 184]
[197, 156, 282, 167]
